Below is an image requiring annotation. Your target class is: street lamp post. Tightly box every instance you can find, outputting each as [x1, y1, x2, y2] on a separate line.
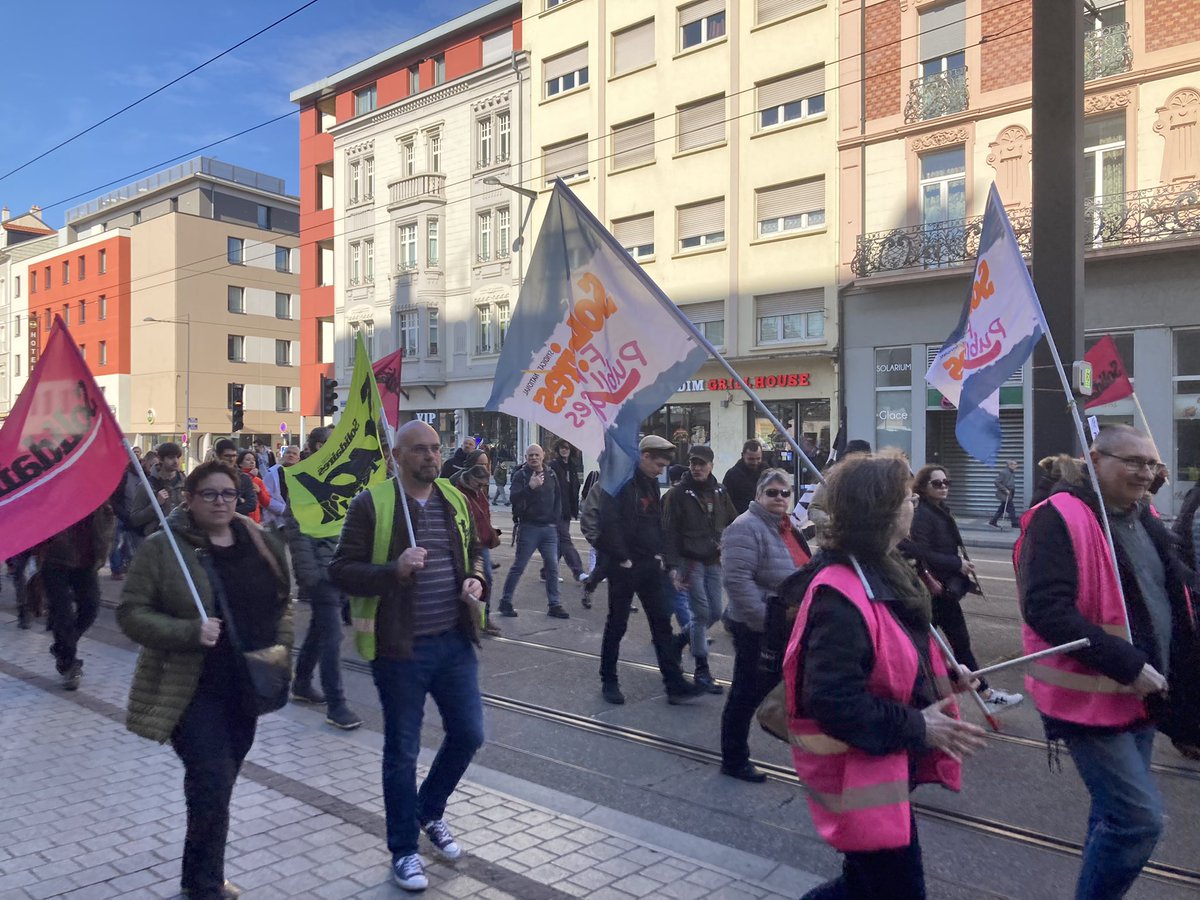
[144, 315, 191, 465]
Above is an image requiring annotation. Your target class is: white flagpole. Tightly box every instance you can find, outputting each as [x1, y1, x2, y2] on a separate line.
[970, 639, 1091, 679]
[123, 440, 208, 622]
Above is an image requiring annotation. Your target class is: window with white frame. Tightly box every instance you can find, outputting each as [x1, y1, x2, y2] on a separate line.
[677, 95, 726, 152]
[477, 212, 493, 261]
[427, 130, 442, 172]
[275, 386, 292, 412]
[427, 218, 440, 266]
[428, 306, 440, 356]
[408, 66, 420, 94]
[354, 84, 377, 116]
[543, 136, 589, 184]
[677, 198, 725, 250]
[757, 67, 825, 130]
[402, 139, 415, 177]
[684, 300, 725, 347]
[350, 320, 375, 358]
[227, 237, 244, 264]
[228, 285, 245, 314]
[477, 304, 495, 353]
[99, 248, 107, 273]
[349, 241, 362, 284]
[611, 116, 655, 170]
[275, 339, 293, 366]
[398, 223, 418, 269]
[1085, 113, 1126, 212]
[477, 118, 494, 168]
[398, 309, 420, 358]
[919, 147, 966, 226]
[756, 178, 826, 237]
[614, 213, 654, 259]
[679, 0, 726, 51]
[275, 246, 291, 273]
[918, 1, 966, 79]
[756, 0, 822, 26]
[613, 19, 655, 75]
[349, 160, 362, 203]
[99, 341, 108, 366]
[497, 207, 511, 258]
[98, 295, 107, 319]
[755, 289, 825, 345]
[433, 54, 445, 85]
[497, 302, 511, 348]
[497, 112, 511, 161]
[276, 292, 293, 319]
[364, 156, 375, 199]
[545, 46, 588, 97]
[227, 334, 246, 362]
[364, 239, 375, 282]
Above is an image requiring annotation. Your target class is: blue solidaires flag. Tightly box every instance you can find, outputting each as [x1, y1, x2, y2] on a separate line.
[486, 179, 708, 493]
[926, 184, 1045, 464]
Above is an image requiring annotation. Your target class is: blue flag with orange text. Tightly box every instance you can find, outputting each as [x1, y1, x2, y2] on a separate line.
[926, 184, 1045, 464]
[485, 180, 707, 493]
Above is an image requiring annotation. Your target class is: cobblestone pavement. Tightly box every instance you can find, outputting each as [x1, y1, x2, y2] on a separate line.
[0, 613, 816, 899]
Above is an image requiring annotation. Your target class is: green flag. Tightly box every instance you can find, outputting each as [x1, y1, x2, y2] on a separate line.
[286, 334, 389, 538]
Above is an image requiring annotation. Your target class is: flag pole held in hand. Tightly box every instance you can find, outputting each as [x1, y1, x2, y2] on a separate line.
[931, 625, 1001, 732]
[970, 639, 1091, 680]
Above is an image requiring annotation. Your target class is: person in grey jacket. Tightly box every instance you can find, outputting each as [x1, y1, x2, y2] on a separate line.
[718, 469, 812, 782]
[988, 460, 1020, 528]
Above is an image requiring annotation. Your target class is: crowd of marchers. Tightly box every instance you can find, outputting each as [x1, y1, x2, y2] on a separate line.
[4, 423, 1200, 900]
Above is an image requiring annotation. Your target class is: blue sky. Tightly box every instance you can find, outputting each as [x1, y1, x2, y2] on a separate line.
[1, 0, 485, 228]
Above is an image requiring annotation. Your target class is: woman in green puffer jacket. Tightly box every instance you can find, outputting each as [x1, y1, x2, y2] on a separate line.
[118, 460, 293, 900]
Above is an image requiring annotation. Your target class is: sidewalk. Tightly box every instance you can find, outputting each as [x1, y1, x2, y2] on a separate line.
[956, 518, 1020, 551]
[0, 613, 820, 900]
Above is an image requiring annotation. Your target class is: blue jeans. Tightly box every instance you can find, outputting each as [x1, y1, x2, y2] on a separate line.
[294, 580, 347, 706]
[109, 522, 133, 575]
[500, 522, 560, 609]
[371, 632, 485, 858]
[1065, 724, 1163, 900]
[683, 562, 724, 663]
[672, 583, 692, 632]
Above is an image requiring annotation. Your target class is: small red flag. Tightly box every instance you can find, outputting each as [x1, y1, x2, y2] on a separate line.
[1083, 335, 1135, 410]
[371, 348, 404, 434]
[0, 317, 128, 560]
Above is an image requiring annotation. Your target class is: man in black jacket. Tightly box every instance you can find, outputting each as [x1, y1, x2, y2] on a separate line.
[595, 435, 706, 706]
[440, 437, 477, 479]
[548, 440, 586, 583]
[498, 445, 567, 618]
[215, 438, 259, 517]
[722, 440, 766, 515]
[1018, 425, 1199, 899]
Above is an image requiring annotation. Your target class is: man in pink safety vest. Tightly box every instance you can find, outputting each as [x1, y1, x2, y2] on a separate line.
[1016, 425, 1198, 900]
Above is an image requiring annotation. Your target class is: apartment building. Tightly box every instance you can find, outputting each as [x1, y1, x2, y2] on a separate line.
[838, 0, 1200, 515]
[290, 1, 527, 454]
[16, 157, 301, 463]
[523, 0, 839, 469]
[0, 205, 58, 422]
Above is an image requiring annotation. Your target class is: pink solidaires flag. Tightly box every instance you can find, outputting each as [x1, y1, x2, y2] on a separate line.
[371, 348, 403, 438]
[0, 317, 128, 560]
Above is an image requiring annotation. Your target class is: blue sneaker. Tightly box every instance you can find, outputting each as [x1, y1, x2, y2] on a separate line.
[421, 818, 462, 861]
[392, 854, 427, 891]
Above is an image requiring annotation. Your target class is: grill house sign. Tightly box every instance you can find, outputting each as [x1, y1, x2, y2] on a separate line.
[678, 372, 811, 393]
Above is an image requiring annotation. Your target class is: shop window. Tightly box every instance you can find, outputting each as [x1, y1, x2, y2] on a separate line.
[748, 399, 832, 471]
[1174, 329, 1200, 483]
[642, 403, 713, 465]
[875, 347, 913, 458]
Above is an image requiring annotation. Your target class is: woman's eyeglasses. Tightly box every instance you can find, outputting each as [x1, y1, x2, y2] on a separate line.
[763, 488, 792, 499]
[930, 479, 951, 488]
[195, 489, 239, 504]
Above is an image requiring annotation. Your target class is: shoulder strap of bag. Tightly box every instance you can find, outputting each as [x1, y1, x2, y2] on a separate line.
[196, 549, 245, 652]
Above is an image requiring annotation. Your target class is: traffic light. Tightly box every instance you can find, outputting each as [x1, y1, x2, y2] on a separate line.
[320, 374, 339, 417]
[229, 382, 245, 433]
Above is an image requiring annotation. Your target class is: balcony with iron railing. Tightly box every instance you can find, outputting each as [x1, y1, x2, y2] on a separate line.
[1085, 23, 1133, 81]
[903, 66, 969, 125]
[387, 173, 446, 207]
[851, 180, 1200, 277]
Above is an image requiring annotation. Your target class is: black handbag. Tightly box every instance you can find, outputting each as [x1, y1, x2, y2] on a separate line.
[198, 551, 291, 717]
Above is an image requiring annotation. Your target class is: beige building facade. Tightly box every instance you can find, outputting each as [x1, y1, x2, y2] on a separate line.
[523, 0, 841, 471]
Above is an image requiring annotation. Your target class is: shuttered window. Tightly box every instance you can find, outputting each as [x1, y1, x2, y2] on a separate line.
[756, 178, 826, 236]
[677, 198, 725, 250]
[757, 67, 826, 130]
[755, 289, 825, 344]
[482, 28, 513, 66]
[613, 20, 655, 75]
[543, 136, 589, 184]
[679, 0, 726, 50]
[919, 0, 965, 63]
[756, 0, 822, 26]
[614, 213, 655, 259]
[677, 95, 725, 152]
[683, 299, 726, 347]
[611, 117, 655, 170]
[545, 46, 589, 97]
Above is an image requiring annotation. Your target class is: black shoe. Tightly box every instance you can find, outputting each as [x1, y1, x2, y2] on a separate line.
[61, 659, 82, 691]
[326, 703, 362, 730]
[602, 682, 625, 705]
[291, 682, 326, 705]
[987, 522, 1002, 530]
[17, 612, 31, 630]
[547, 605, 569, 619]
[581, 589, 593, 610]
[182, 880, 241, 899]
[666, 680, 705, 704]
[693, 669, 724, 695]
[491, 561, 501, 570]
[721, 762, 767, 783]
[499, 604, 518, 617]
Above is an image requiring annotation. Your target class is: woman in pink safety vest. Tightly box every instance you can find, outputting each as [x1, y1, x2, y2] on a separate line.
[780, 452, 986, 900]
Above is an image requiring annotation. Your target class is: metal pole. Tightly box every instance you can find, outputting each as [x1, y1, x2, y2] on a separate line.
[184, 315, 191, 470]
[971, 639, 1092, 680]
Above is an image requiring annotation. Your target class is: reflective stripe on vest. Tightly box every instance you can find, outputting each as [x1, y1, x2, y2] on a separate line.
[1016, 493, 1146, 727]
[349, 479, 473, 661]
[783, 563, 962, 853]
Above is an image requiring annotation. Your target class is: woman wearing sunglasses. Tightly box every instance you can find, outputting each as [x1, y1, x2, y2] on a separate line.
[118, 460, 293, 900]
[719, 469, 812, 782]
[904, 465, 1022, 715]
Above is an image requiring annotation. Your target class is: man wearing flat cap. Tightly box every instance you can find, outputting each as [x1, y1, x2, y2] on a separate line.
[594, 435, 706, 706]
